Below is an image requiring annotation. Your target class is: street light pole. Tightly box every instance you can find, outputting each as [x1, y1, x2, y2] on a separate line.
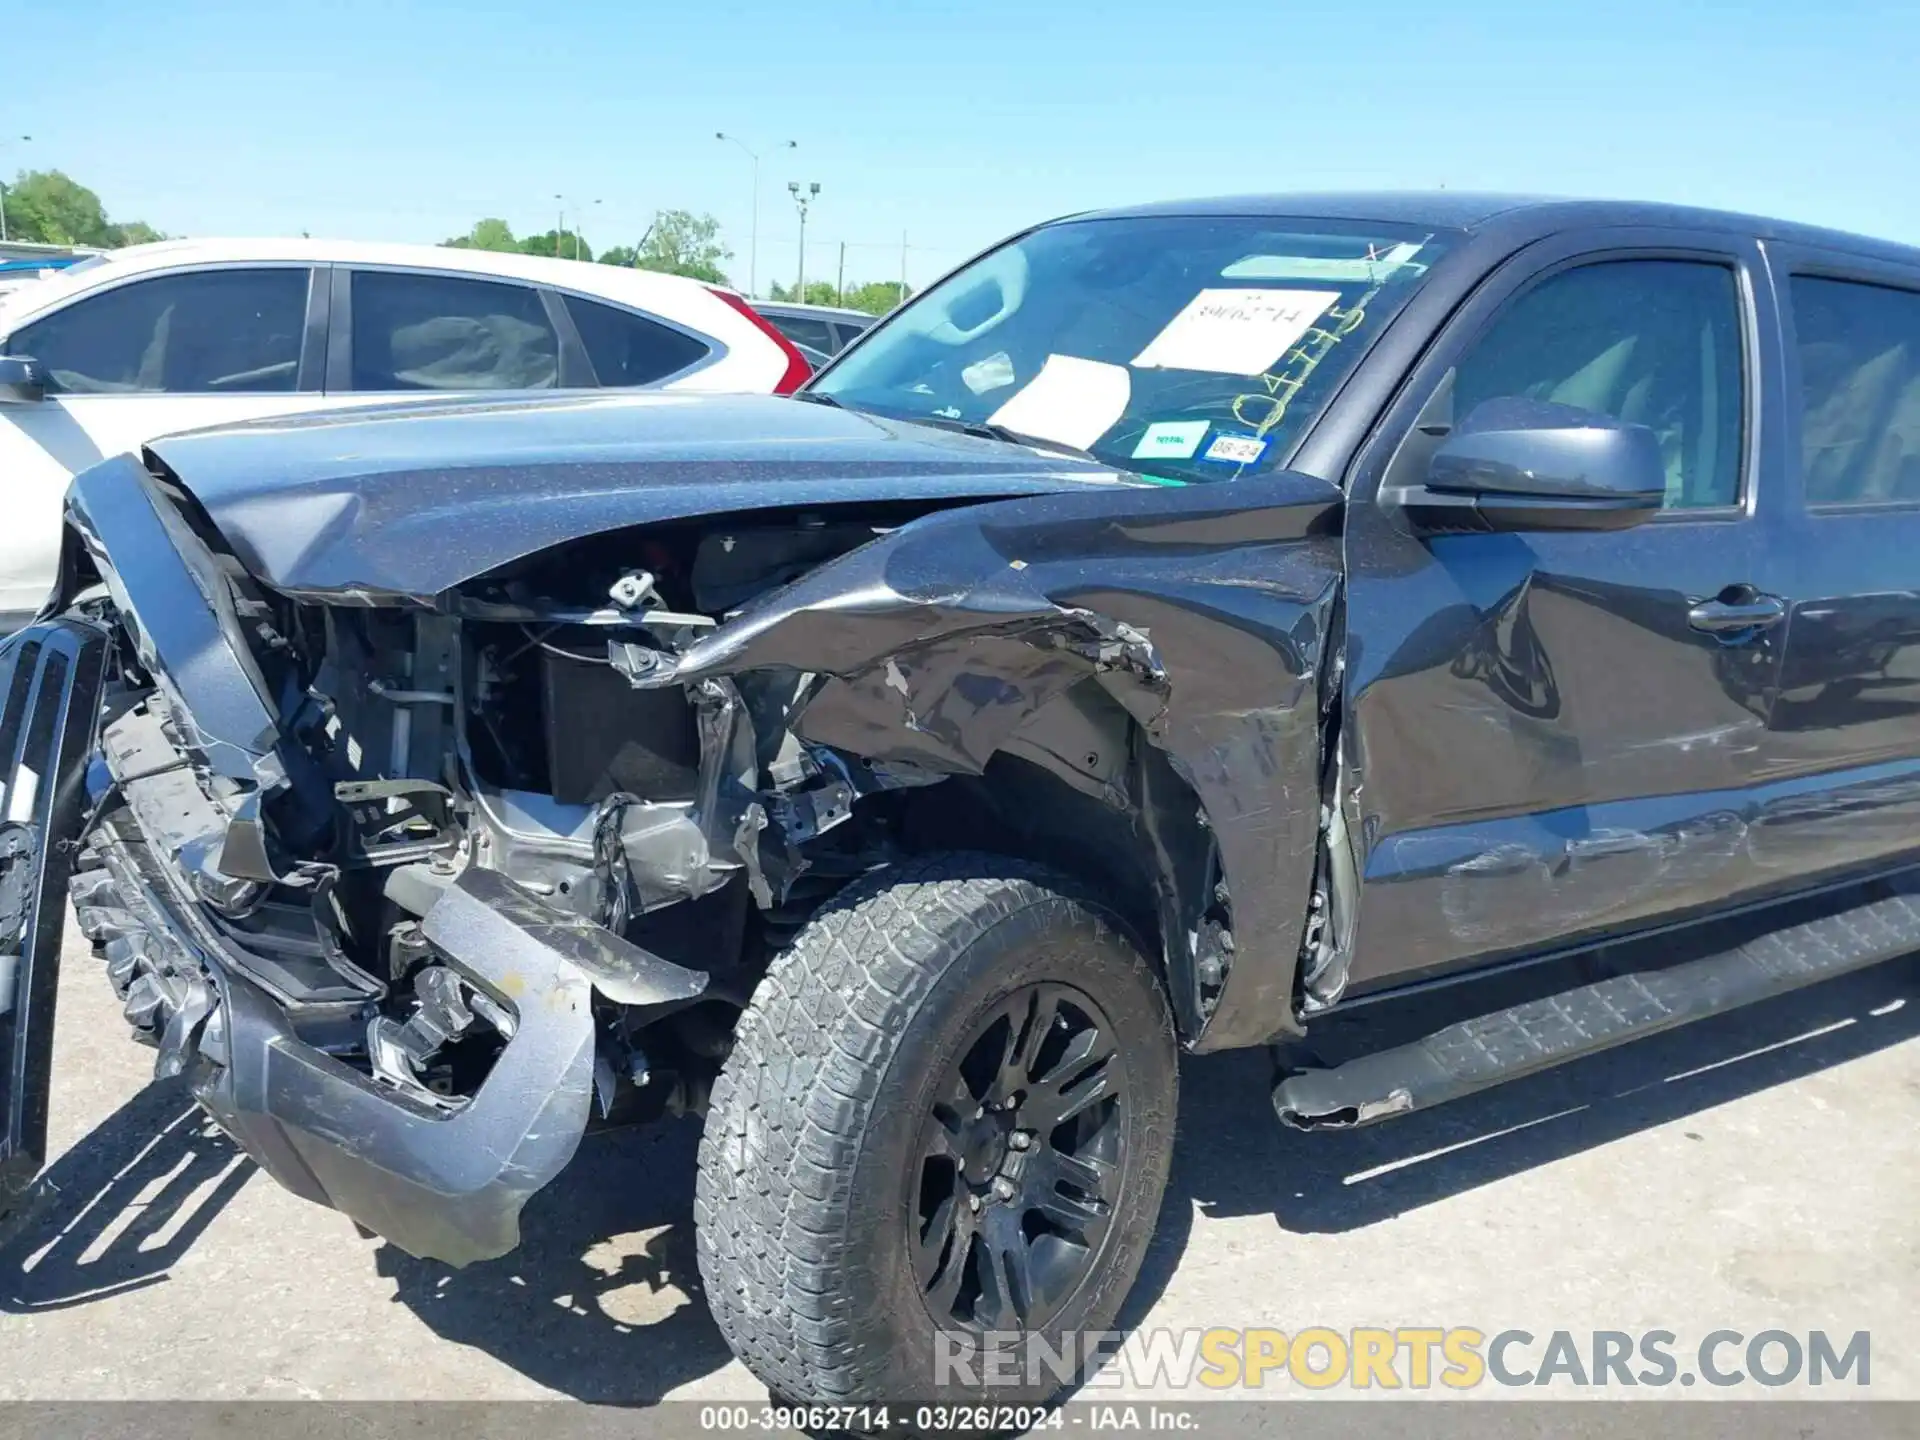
[717, 133, 794, 299]
[789, 180, 820, 303]
[552, 194, 600, 260]
[580, 198, 600, 260]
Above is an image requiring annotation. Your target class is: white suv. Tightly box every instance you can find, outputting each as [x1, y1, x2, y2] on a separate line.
[0, 238, 812, 627]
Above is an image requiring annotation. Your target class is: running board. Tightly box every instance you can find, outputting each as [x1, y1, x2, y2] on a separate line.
[1273, 886, 1920, 1129]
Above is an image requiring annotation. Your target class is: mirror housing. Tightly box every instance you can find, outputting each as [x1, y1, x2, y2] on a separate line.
[1395, 397, 1667, 533]
[0, 355, 49, 404]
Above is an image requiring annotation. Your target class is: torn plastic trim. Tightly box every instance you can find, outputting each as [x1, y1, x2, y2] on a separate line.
[1299, 751, 1361, 1013]
[85, 832, 706, 1266]
[434, 866, 709, 1010]
[62, 455, 284, 786]
[101, 707, 262, 908]
[99, 708, 384, 1008]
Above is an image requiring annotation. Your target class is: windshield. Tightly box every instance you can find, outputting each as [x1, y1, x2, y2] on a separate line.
[812, 214, 1451, 483]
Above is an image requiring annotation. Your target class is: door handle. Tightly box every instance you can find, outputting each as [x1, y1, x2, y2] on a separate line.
[1688, 593, 1786, 634]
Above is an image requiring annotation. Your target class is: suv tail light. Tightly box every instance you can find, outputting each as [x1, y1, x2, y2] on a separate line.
[706, 287, 813, 394]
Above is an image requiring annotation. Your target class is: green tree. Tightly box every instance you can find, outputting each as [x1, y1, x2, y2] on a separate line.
[441, 217, 520, 252]
[596, 244, 639, 268]
[635, 210, 730, 284]
[839, 280, 910, 314]
[109, 220, 165, 247]
[1, 170, 161, 248]
[766, 279, 845, 306]
[519, 228, 593, 262]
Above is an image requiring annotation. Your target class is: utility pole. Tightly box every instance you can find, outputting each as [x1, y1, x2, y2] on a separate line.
[717, 134, 795, 299]
[836, 241, 846, 308]
[788, 180, 819, 302]
[900, 231, 909, 306]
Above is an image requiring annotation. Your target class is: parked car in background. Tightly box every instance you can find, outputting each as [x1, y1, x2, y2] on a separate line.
[0, 254, 91, 303]
[0, 238, 810, 627]
[790, 339, 834, 371]
[749, 298, 875, 355]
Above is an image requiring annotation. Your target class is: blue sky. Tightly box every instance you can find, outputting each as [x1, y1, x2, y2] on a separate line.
[9, 0, 1917, 293]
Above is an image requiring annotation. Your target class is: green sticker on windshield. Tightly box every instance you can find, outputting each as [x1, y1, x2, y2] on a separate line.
[1135, 472, 1188, 487]
[1131, 420, 1210, 460]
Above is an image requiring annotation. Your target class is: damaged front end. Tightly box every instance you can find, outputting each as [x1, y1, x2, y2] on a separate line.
[3, 430, 1344, 1265]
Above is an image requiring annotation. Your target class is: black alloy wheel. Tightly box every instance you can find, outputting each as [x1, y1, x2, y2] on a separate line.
[912, 982, 1128, 1332]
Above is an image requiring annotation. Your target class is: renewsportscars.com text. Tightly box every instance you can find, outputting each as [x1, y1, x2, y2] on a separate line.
[935, 1326, 1872, 1391]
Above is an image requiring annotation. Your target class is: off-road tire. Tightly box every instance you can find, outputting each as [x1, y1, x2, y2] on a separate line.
[695, 852, 1178, 1406]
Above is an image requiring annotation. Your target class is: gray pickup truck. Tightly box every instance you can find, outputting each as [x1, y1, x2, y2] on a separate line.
[3, 191, 1919, 1406]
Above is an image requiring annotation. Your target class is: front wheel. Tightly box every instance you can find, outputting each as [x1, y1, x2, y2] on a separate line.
[695, 853, 1178, 1406]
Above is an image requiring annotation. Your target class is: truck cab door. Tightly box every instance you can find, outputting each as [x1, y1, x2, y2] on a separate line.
[1332, 229, 1794, 998]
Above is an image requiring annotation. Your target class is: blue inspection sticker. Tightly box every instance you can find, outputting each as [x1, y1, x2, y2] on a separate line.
[1202, 434, 1269, 466]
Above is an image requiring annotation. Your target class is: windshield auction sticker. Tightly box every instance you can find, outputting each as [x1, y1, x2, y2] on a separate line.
[1132, 288, 1340, 376]
[987, 353, 1132, 449]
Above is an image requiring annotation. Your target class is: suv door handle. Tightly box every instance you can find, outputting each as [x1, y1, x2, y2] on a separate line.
[1688, 593, 1787, 634]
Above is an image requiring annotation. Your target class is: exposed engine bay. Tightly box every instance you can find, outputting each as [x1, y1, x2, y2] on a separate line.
[96, 504, 945, 1127]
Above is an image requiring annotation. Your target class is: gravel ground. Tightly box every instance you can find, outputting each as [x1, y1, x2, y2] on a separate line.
[1, 915, 1914, 1402]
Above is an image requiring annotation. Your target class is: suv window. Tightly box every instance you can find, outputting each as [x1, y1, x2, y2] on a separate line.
[770, 313, 837, 353]
[1790, 275, 1920, 504]
[564, 295, 710, 386]
[1454, 260, 1744, 509]
[9, 267, 308, 395]
[349, 270, 558, 391]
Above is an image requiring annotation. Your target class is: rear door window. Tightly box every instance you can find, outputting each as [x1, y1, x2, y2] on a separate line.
[1789, 275, 1920, 504]
[348, 270, 558, 391]
[9, 267, 309, 394]
[563, 295, 711, 386]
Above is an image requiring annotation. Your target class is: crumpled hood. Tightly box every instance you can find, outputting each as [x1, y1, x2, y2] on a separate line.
[140, 390, 1143, 603]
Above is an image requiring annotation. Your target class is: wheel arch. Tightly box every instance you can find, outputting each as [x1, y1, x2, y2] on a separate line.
[648, 474, 1348, 1051]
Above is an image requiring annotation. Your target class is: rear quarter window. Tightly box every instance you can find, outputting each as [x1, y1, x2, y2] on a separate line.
[564, 295, 712, 386]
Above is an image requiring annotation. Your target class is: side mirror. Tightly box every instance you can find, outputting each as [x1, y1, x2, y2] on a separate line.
[0, 355, 49, 404]
[1416, 397, 1666, 532]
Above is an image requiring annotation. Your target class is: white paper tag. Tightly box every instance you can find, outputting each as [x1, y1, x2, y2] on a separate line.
[1132, 288, 1340, 377]
[1131, 420, 1210, 460]
[961, 351, 1016, 394]
[987, 354, 1132, 450]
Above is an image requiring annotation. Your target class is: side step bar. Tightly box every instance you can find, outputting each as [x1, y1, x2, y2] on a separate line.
[1273, 885, 1920, 1129]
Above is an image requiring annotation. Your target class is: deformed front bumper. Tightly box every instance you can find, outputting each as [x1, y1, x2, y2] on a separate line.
[75, 811, 602, 1266]
[66, 677, 709, 1268]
